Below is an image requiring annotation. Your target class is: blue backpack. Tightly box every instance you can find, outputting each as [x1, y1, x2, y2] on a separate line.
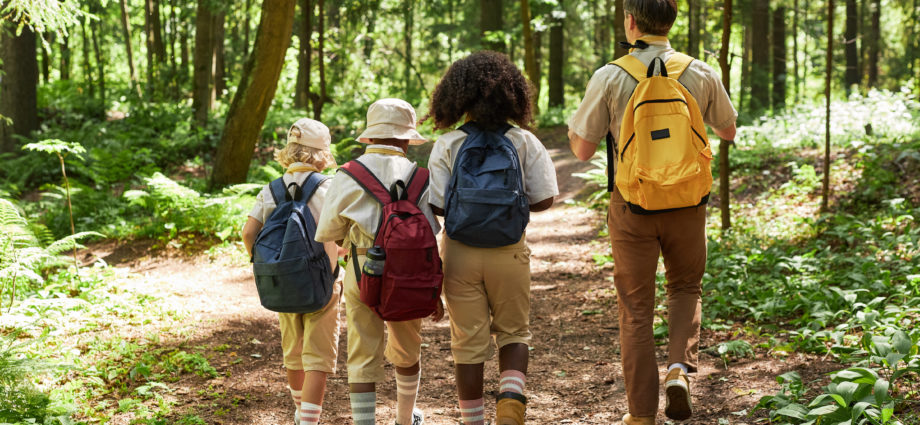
[252, 173, 337, 313]
[444, 122, 530, 247]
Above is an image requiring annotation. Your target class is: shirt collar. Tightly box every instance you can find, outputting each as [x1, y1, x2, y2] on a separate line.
[366, 144, 406, 155]
[633, 35, 671, 51]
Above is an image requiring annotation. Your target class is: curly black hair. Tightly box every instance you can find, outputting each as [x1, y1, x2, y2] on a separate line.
[423, 51, 534, 132]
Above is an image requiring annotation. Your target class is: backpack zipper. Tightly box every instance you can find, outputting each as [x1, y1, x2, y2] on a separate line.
[620, 134, 635, 162]
[632, 98, 687, 112]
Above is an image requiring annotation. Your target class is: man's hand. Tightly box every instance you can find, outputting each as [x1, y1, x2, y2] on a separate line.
[429, 297, 445, 322]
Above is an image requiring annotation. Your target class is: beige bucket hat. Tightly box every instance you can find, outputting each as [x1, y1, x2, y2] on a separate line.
[288, 118, 332, 150]
[356, 98, 428, 145]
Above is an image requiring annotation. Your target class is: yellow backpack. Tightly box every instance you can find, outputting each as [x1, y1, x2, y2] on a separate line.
[610, 53, 713, 214]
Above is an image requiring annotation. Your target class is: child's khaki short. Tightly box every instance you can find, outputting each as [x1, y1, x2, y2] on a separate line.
[442, 236, 532, 364]
[343, 254, 423, 383]
[279, 282, 342, 373]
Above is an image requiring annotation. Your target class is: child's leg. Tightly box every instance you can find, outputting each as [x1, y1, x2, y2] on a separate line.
[385, 319, 423, 425]
[300, 371, 328, 425]
[344, 254, 387, 424]
[279, 313, 307, 411]
[298, 281, 342, 424]
[442, 237, 489, 425]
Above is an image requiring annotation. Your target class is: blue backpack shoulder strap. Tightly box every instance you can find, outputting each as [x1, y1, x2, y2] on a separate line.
[268, 177, 288, 204]
[301, 172, 329, 203]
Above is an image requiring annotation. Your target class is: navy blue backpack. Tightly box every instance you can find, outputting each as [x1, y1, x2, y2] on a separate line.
[444, 122, 530, 247]
[252, 173, 337, 313]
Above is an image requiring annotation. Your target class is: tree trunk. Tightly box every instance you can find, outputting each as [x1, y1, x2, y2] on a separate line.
[866, 0, 879, 87]
[844, 0, 859, 92]
[597, 0, 610, 64]
[740, 22, 750, 109]
[212, 10, 226, 99]
[145, 0, 166, 85]
[192, 0, 214, 127]
[0, 23, 39, 152]
[521, 0, 539, 105]
[750, 0, 770, 114]
[481, 0, 504, 52]
[718, 0, 733, 230]
[243, 0, 252, 57]
[363, 0, 380, 59]
[404, 0, 414, 97]
[688, 0, 700, 58]
[211, 0, 297, 187]
[822, 0, 834, 212]
[295, 0, 313, 109]
[81, 17, 94, 99]
[311, 0, 327, 120]
[40, 34, 51, 84]
[180, 11, 190, 84]
[772, 6, 786, 113]
[120, 0, 138, 83]
[60, 33, 71, 80]
[548, 5, 564, 107]
[613, 0, 627, 59]
[91, 18, 106, 107]
[793, 0, 800, 102]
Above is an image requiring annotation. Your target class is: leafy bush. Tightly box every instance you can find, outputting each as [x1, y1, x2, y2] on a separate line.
[0, 330, 69, 424]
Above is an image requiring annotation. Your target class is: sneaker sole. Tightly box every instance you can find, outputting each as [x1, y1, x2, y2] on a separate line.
[664, 380, 692, 420]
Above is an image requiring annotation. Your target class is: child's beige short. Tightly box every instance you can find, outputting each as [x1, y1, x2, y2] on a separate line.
[279, 281, 342, 373]
[343, 254, 423, 384]
[442, 236, 532, 364]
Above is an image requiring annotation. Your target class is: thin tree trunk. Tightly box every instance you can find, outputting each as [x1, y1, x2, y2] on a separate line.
[598, 0, 610, 64]
[211, 0, 297, 187]
[822, 0, 834, 212]
[91, 18, 106, 107]
[404, 0, 414, 97]
[243, 0, 252, 57]
[212, 10, 226, 99]
[120, 0, 138, 83]
[0, 23, 39, 152]
[548, 4, 564, 107]
[295, 0, 313, 109]
[60, 33, 71, 80]
[192, 0, 214, 127]
[751, 0, 770, 114]
[866, 0, 879, 87]
[740, 23, 750, 109]
[311, 0, 327, 120]
[719, 0, 733, 230]
[180, 11, 190, 84]
[481, 0, 504, 52]
[688, 0, 700, 58]
[145, 0, 166, 85]
[772, 6, 786, 113]
[844, 0, 859, 92]
[521, 0, 539, 107]
[40, 34, 51, 84]
[613, 0, 627, 59]
[81, 17, 94, 99]
[793, 0, 800, 102]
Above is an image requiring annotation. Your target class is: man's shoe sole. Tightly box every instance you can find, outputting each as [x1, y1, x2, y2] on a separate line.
[664, 379, 692, 420]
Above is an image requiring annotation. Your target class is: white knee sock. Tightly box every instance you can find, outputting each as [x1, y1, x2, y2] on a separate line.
[395, 372, 421, 424]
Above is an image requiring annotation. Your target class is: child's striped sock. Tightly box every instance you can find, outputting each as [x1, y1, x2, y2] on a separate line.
[395, 372, 421, 425]
[290, 387, 302, 406]
[299, 401, 322, 425]
[349, 391, 376, 425]
[499, 370, 526, 396]
[459, 398, 485, 425]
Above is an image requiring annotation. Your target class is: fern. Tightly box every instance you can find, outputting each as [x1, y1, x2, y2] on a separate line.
[0, 328, 67, 423]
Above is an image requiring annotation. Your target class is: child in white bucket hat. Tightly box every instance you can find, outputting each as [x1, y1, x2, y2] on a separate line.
[316, 98, 443, 425]
[242, 117, 342, 425]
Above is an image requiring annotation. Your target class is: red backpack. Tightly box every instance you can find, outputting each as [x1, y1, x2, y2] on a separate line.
[340, 160, 443, 321]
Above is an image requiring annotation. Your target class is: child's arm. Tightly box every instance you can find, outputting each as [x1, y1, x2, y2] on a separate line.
[429, 205, 445, 216]
[242, 217, 262, 257]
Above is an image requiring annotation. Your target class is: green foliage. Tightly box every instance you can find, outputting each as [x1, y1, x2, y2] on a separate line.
[1, 0, 88, 34]
[0, 329, 69, 424]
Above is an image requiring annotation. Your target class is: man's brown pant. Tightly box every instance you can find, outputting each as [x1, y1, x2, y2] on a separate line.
[608, 188, 705, 417]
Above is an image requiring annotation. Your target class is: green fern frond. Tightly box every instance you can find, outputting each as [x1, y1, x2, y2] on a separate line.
[45, 231, 105, 256]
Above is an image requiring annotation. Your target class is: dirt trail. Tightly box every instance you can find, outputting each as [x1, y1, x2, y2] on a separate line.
[96, 129, 837, 424]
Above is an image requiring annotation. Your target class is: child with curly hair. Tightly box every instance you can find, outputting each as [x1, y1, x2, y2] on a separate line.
[242, 118, 341, 425]
[423, 51, 559, 425]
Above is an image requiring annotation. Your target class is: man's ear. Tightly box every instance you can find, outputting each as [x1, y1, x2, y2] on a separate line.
[624, 13, 636, 32]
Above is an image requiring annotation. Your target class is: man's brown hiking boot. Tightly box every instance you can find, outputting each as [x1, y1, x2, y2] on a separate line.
[619, 413, 655, 425]
[664, 368, 693, 420]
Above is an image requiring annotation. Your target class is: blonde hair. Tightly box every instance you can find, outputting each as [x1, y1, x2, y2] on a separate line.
[274, 142, 337, 170]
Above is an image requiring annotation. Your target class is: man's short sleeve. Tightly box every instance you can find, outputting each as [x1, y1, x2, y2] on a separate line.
[702, 67, 738, 131]
[568, 67, 613, 143]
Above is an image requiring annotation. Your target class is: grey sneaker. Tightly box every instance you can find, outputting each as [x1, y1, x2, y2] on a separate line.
[396, 407, 424, 425]
[294, 409, 301, 425]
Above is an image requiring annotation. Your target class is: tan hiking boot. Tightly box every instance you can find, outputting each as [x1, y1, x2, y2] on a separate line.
[495, 392, 526, 425]
[664, 368, 692, 420]
[620, 413, 656, 425]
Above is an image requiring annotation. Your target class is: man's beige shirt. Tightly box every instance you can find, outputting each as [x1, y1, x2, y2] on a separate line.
[427, 127, 559, 209]
[314, 145, 440, 250]
[569, 36, 737, 164]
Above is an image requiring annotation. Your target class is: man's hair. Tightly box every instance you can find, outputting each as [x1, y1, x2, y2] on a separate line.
[623, 0, 677, 36]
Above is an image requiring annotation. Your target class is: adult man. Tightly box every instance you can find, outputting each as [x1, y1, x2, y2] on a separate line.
[568, 1, 737, 424]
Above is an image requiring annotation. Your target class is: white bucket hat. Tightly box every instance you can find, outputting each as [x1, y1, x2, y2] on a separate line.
[356, 98, 428, 145]
[288, 118, 332, 150]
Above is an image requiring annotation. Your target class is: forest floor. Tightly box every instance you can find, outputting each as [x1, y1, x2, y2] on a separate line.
[83, 128, 845, 425]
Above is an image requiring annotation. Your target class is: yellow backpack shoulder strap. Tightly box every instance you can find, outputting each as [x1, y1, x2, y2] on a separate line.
[666, 52, 694, 80]
[610, 54, 647, 82]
